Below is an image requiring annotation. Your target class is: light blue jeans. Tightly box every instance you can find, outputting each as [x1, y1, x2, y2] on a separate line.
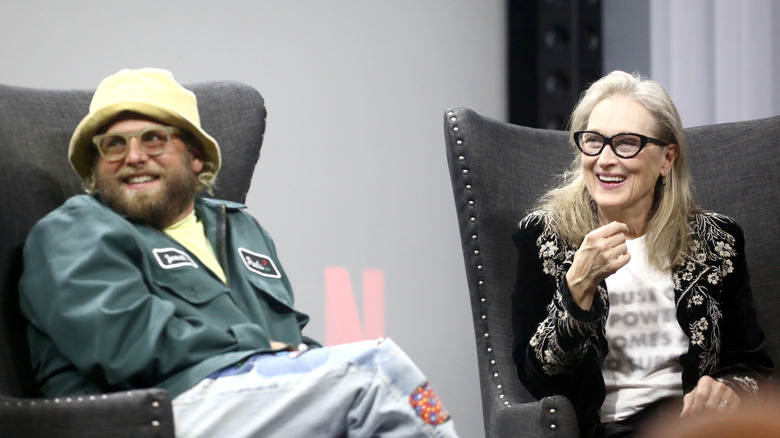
[172, 338, 459, 437]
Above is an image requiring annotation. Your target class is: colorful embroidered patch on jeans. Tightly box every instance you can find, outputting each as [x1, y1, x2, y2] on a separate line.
[409, 382, 451, 425]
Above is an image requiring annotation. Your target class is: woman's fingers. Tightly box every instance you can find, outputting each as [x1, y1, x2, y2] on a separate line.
[681, 376, 741, 418]
[566, 222, 632, 309]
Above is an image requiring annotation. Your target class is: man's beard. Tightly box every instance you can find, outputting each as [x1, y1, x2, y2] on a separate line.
[95, 156, 200, 229]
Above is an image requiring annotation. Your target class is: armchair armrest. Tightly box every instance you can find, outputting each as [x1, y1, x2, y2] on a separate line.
[491, 396, 579, 438]
[0, 388, 174, 438]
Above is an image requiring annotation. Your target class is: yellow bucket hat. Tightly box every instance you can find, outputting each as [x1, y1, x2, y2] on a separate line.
[68, 68, 220, 180]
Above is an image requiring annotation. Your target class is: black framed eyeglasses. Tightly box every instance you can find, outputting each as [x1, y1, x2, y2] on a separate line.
[573, 130, 670, 159]
[92, 126, 182, 162]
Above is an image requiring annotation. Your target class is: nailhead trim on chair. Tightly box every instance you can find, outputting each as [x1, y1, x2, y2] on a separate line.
[1, 391, 166, 428]
[447, 109, 510, 408]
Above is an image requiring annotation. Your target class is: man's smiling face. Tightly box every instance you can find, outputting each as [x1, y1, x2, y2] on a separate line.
[94, 115, 204, 229]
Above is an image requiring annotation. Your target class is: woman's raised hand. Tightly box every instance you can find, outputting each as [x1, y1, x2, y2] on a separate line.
[566, 221, 631, 310]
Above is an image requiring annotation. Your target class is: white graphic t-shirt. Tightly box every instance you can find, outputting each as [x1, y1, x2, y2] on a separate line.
[600, 235, 689, 422]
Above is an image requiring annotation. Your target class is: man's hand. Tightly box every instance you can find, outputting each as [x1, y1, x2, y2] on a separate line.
[566, 221, 631, 310]
[681, 375, 740, 418]
[269, 341, 289, 351]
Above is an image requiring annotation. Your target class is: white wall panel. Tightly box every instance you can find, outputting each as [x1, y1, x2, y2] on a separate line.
[651, 0, 779, 126]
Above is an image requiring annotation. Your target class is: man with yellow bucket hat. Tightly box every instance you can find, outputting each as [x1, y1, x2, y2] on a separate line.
[19, 68, 458, 437]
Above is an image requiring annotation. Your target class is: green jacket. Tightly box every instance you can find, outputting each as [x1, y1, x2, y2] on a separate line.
[20, 194, 317, 398]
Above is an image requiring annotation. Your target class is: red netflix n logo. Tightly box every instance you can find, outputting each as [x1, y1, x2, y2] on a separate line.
[324, 267, 385, 345]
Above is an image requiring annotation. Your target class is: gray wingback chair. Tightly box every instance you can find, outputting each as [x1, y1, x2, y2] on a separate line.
[0, 80, 266, 437]
[443, 108, 779, 438]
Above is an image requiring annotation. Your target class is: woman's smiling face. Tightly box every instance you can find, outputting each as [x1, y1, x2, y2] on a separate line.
[582, 95, 677, 229]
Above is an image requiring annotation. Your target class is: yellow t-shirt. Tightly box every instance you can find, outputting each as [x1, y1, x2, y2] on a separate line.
[164, 211, 227, 284]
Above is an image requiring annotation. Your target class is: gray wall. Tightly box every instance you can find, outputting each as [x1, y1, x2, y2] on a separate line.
[603, 0, 651, 76]
[1, 1, 503, 437]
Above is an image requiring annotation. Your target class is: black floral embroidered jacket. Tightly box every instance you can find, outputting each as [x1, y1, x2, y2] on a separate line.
[511, 211, 773, 434]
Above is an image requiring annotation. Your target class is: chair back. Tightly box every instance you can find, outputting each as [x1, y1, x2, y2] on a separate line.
[0, 80, 266, 397]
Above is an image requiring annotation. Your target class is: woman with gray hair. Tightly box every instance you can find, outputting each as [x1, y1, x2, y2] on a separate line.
[511, 70, 772, 437]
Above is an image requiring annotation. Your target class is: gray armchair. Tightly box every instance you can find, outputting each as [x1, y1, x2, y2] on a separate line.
[0, 80, 267, 437]
[443, 108, 779, 437]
